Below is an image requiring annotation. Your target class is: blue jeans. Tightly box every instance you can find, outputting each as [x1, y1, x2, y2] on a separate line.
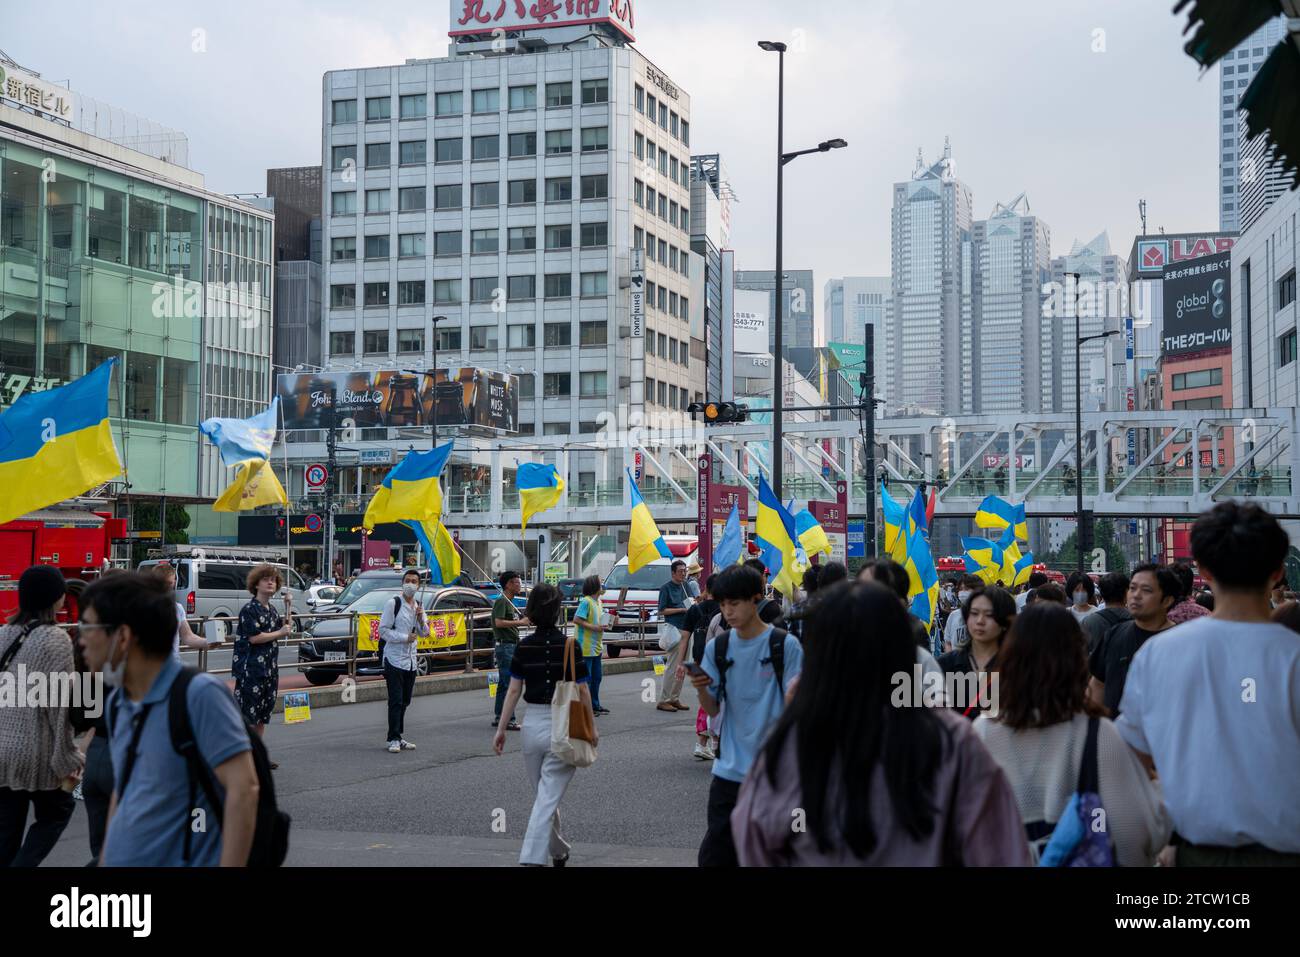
[494, 642, 516, 719]
[586, 654, 603, 710]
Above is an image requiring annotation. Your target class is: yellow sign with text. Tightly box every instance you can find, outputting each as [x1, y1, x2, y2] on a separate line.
[357, 611, 465, 651]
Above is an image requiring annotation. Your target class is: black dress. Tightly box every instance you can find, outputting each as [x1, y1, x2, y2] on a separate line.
[233, 599, 281, 725]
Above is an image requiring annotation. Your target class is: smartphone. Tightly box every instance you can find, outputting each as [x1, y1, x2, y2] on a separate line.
[683, 661, 707, 677]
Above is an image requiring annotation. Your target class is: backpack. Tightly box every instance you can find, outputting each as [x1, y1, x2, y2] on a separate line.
[690, 604, 723, 665]
[113, 667, 290, 866]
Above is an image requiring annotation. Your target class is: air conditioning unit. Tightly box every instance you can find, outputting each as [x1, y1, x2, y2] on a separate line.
[618, 324, 631, 337]
[618, 274, 632, 288]
[618, 376, 631, 389]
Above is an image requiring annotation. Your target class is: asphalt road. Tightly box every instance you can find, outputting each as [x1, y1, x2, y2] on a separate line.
[44, 670, 713, 867]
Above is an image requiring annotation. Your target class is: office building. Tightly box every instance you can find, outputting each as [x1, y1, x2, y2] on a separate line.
[690, 153, 734, 401]
[734, 268, 817, 375]
[1220, 16, 1289, 233]
[824, 276, 889, 398]
[266, 166, 324, 375]
[1048, 231, 1128, 413]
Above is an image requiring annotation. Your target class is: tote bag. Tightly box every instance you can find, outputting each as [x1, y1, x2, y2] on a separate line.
[550, 636, 598, 768]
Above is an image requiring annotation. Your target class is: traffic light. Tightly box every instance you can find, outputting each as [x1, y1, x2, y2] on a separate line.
[275, 517, 287, 543]
[688, 401, 748, 424]
[1079, 510, 1095, 553]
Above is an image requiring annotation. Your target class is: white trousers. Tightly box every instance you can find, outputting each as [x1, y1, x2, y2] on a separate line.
[519, 707, 576, 865]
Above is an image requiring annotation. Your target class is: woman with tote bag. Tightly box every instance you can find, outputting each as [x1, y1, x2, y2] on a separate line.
[494, 583, 599, 866]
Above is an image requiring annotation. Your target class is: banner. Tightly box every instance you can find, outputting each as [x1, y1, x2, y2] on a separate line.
[277, 368, 518, 433]
[357, 611, 467, 652]
[1161, 251, 1231, 356]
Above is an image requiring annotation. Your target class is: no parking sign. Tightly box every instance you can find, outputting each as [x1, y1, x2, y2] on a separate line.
[305, 463, 328, 489]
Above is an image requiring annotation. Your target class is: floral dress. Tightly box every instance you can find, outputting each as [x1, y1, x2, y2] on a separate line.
[233, 599, 281, 725]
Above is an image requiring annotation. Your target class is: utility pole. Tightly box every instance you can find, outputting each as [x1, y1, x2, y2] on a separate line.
[862, 323, 878, 557]
[324, 387, 338, 580]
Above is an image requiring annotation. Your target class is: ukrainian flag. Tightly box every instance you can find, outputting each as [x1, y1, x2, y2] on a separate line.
[403, 518, 461, 586]
[517, 462, 564, 532]
[961, 536, 1004, 585]
[794, 508, 832, 561]
[364, 441, 453, 530]
[0, 359, 123, 526]
[881, 482, 908, 561]
[903, 524, 941, 628]
[995, 525, 1024, 587]
[975, 495, 1028, 542]
[201, 399, 287, 513]
[714, 502, 744, 570]
[212, 458, 288, 513]
[756, 477, 802, 596]
[627, 469, 672, 574]
[1012, 550, 1036, 587]
[906, 487, 929, 537]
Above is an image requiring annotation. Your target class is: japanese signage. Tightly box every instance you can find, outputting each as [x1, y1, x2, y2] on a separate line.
[733, 290, 769, 355]
[630, 248, 645, 339]
[696, 454, 748, 582]
[808, 482, 849, 565]
[0, 373, 64, 413]
[645, 65, 679, 100]
[362, 539, 392, 570]
[1136, 235, 1236, 274]
[981, 454, 1037, 470]
[1161, 251, 1231, 356]
[0, 63, 74, 122]
[357, 611, 466, 652]
[449, 0, 635, 41]
[277, 368, 518, 434]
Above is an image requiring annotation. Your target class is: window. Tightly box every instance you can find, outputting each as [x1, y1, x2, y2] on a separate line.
[544, 372, 571, 397]
[680, 207, 690, 231]
[435, 91, 463, 116]
[546, 82, 573, 108]
[398, 329, 424, 354]
[332, 100, 357, 123]
[471, 325, 500, 350]
[580, 222, 607, 247]
[471, 277, 502, 302]
[331, 145, 356, 170]
[1281, 330, 1298, 367]
[1223, 109, 1234, 119]
[366, 96, 391, 121]
[1279, 269, 1297, 311]
[433, 279, 462, 304]
[509, 179, 537, 204]
[508, 131, 537, 157]
[545, 130, 572, 154]
[670, 112, 679, 138]
[471, 182, 500, 207]
[508, 325, 536, 349]
[508, 226, 536, 251]
[472, 134, 499, 160]
[646, 280, 656, 308]
[545, 273, 571, 298]
[646, 187, 656, 211]
[634, 226, 643, 249]
[657, 332, 667, 357]
[366, 189, 391, 214]
[363, 330, 389, 353]
[670, 156, 678, 183]
[545, 224, 572, 249]
[472, 88, 500, 113]
[670, 385, 678, 408]
[332, 190, 357, 215]
[657, 286, 666, 311]
[518, 376, 535, 400]
[581, 173, 608, 199]
[679, 296, 689, 319]
[1172, 368, 1223, 390]
[435, 137, 463, 163]
[580, 371, 607, 397]
[647, 93, 657, 118]
[331, 236, 356, 261]
[501, 273, 533, 299]
[399, 140, 426, 165]
[635, 179, 644, 206]
[509, 85, 537, 111]
[399, 93, 426, 119]
[658, 380, 667, 406]
[398, 281, 425, 305]
[399, 187, 425, 211]
[669, 292, 678, 316]
[657, 238, 667, 263]
[330, 331, 354, 354]
[646, 376, 656, 402]
[364, 235, 389, 259]
[471, 228, 498, 254]
[1172, 395, 1224, 410]
[546, 177, 572, 203]
[582, 78, 609, 104]
[330, 284, 355, 308]
[580, 272, 607, 297]
[635, 84, 645, 112]
[659, 103, 668, 129]
[635, 132, 644, 159]
[580, 320, 606, 345]
[438, 327, 465, 352]
[544, 322, 572, 347]
[581, 127, 608, 152]
[399, 233, 425, 257]
[544, 423, 568, 435]
[434, 230, 463, 256]
[658, 151, 668, 175]
[364, 283, 389, 308]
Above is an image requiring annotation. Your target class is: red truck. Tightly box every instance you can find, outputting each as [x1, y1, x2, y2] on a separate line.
[0, 509, 126, 621]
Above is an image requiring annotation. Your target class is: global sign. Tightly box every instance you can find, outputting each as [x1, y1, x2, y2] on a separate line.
[1161, 251, 1231, 356]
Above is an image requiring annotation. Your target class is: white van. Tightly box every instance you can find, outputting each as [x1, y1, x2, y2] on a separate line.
[601, 536, 698, 656]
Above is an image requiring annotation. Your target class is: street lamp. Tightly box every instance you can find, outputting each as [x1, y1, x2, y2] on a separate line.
[758, 39, 846, 500]
[1071, 272, 1121, 574]
[429, 315, 448, 448]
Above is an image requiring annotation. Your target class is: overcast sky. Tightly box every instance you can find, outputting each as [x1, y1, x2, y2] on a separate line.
[7, 0, 1220, 285]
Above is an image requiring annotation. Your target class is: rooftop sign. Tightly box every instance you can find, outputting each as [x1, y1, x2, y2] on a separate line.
[449, 0, 635, 41]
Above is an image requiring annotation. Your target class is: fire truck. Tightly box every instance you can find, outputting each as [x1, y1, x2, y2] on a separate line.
[0, 510, 127, 620]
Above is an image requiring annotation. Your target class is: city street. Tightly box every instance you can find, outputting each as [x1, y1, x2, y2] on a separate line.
[45, 671, 712, 867]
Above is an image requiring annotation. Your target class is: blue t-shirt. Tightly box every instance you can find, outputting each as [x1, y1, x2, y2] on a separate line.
[103, 658, 252, 867]
[701, 626, 803, 784]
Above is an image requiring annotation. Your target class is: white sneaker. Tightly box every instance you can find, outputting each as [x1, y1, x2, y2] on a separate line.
[387, 740, 402, 753]
[693, 743, 709, 760]
[400, 738, 416, 750]
[701, 745, 716, 761]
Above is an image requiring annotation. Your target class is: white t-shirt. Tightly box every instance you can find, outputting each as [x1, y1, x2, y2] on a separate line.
[171, 601, 186, 664]
[1070, 605, 1096, 623]
[943, 607, 967, 651]
[1114, 616, 1300, 852]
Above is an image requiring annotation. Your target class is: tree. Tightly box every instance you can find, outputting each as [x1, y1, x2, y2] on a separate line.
[1047, 518, 1126, 574]
[130, 502, 190, 566]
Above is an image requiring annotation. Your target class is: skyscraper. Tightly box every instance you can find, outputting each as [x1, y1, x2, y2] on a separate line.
[1219, 16, 1288, 233]
[888, 139, 973, 415]
[824, 277, 889, 398]
[1050, 233, 1129, 413]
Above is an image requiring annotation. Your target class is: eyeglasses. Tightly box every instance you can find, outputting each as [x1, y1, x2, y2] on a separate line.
[77, 621, 117, 633]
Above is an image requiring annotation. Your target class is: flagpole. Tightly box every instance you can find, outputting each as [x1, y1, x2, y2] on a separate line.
[281, 398, 293, 581]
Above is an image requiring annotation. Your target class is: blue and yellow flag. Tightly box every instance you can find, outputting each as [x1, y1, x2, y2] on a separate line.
[517, 462, 564, 533]
[364, 441, 453, 530]
[903, 524, 941, 628]
[0, 359, 123, 525]
[995, 525, 1027, 587]
[794, 508, 832, 561]
[906, 487, 929, 538]
[881, 482, 908, 561]
[714, 502, 744, 570]
[212, 458, 288, 513]
[756, 477, 802, 596]
[975, 495, 1028, 542]
[627, 469, 672, 574]
[961, 536, 1004, 585]
[1012, 550, 1036, 588]
[403, 518, 462, 586]
[201, 399, 287, 513]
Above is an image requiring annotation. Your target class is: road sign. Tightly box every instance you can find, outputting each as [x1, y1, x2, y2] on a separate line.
[304, 514, 323, 533]
[633, 451, 644, 483]
[305, 463, 328, 488]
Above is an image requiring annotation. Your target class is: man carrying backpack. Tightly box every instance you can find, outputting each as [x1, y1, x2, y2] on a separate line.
[77, 573, 263, 866]
[379, 569, 430, 753]
[689, 564, 803, 867]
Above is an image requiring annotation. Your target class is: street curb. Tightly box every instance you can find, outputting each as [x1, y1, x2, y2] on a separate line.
[272, 655, 657, 713]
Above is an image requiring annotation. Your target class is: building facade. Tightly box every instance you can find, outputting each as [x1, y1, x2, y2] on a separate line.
[824, 276, 889, 400]
[733, 268, 817, 375]
[1049, 231, 1129, 414]
[1219, 16, 1289, 233]
[690, 153, 733, 402]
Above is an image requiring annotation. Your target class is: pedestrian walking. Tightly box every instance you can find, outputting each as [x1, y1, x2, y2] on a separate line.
[689, 564, 803, 867]
[730, 581, 1030, 866]
[941, 575, 982, 652]
[1081, 572, 1131, 656]
[493, 583, 596, 867]
[677, 574, 723, 760]
[232, 563, 290, 767]
[77, 572, 259, 866]
[655, 559, 693, 712]
[1087, 564, 1177, 718]
[1065, 571, 1098, 623]
[1166, 563, 1210, 624]
[1015, 571, 1049, 611]
[973, 603, 1171, 866]
[937, 586, 1014, 720]
[491, 571, 529, 730]
[0, 566, 84, 867]
[380, 569, 429, 753]
[572, 575, 608, 715]
[64, 578, 112, 864]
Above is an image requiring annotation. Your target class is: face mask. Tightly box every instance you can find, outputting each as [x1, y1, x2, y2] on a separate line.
[102, 630, 127, 688]
[958, 591, 972, 603]
[402, 583, 418, 599]
[1073, 591, 1088, 606]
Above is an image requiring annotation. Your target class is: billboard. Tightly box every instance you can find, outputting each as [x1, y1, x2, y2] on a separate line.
[277, 368, 518, 433]
[1161, 251, 1231, 356]
[733, 289, 769, 355]
[449, 0, 635, 41]
[1136, 235, 1236, 274]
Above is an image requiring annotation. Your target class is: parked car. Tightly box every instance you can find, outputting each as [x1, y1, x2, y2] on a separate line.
[313, 568, 433, 616]
[296, 585, 496, 686]
[306, 583, 342, 608]
[474, 579, 530, 609]
[137, 556, 309, 643]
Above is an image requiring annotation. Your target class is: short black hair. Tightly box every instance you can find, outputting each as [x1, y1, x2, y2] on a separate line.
[1027, 571, 1050, 589]
[1168, 563, 1195, 601]
[1034, 583, 1067, 605]
[524, 582, 562, 628]
[1065, 572, 1095, 602]
[801, 565, 821, 593]
[1096, 572, 1129, 606]
[671, 559, 686, 573]
[703, 573, 718, 594]
[744, 558, 767, 578]
[818, 562, 848, 589]
[961, 586, 1017, 635]
[1129, 563, 1179, 599]
[859, 558, 910, 602]
[713, 564, 764, 602]
[81, 572, 177, 659]
[1191, 502, 1289, 591]
[499, 570, 520, 589]
[960, 574, 983, 591]
[402, 568, 421, 582]
[581, 574, 602, 597]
